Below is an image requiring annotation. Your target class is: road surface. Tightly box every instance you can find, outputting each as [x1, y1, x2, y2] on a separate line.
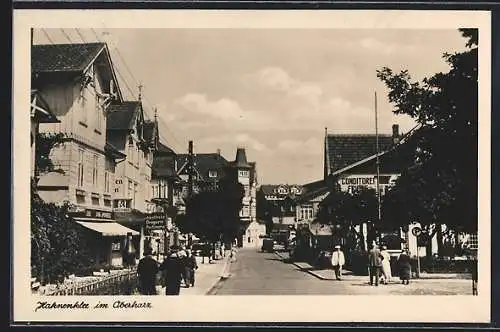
[209, 248, 472, 295]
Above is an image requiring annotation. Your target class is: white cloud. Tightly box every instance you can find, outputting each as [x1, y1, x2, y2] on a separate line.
[175, 93, 245, 120]
[201, 133, 271, 154]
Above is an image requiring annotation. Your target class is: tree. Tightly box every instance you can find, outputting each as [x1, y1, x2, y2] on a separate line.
[256, 189, 275, 234]
[31, 179, 95, 284]
[35, 132, 65, 176]
[317, 186, 379, 251]
[377, 29, 478, 235]
[177, 176, 245, 248]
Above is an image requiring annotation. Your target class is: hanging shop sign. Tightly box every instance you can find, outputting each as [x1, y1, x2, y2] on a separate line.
[145, 213, 166, 231]
[337, 174, 399, 193]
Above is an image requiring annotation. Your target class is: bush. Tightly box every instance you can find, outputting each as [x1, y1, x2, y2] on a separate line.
[411, 257, 474, 273]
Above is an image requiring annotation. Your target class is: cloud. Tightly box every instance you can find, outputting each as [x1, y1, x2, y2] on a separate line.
[277, 137, 323, 156]
[356, 37, 418, 56]
[175, 93, 245, 120]
[251, 67, 324, 107]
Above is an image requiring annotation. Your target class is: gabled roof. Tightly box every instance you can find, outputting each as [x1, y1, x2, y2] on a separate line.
[152, 142, 178, 179]
[259, 185, 278, 196]
[106, 101, 141, 131]
[31, 42, 123, 101]
[32, 43, 104, 73]
[325, 134, 395, 175]
[177, 153, 229, 182]
[143, 120, 159, 149]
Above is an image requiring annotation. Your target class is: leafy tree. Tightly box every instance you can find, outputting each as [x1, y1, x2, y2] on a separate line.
[31, 179, 95, 284]
[256, 189, 275, 234]
[377, 29, 478, 235]
[317, 186, 379, 250]
[176, 176, 245, 248]
[35, 132, 65, 175]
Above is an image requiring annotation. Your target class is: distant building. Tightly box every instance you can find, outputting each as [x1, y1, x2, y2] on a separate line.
[32, 42, 138, 267]
[242, 220, 267, 249]
[176, 149, 229, 196]
[258, 184, 304, 226]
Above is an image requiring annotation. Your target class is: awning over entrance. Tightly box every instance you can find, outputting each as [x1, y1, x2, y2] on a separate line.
[75, 218, 140, 236]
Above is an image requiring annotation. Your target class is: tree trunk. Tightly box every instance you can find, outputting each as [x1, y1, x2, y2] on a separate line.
[436, 223, 443, 257]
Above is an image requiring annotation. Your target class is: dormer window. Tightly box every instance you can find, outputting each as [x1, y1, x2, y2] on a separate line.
[208, 170, 218, 178]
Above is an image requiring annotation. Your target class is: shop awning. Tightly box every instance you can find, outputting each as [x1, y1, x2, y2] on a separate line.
[75, 219, 140, 236]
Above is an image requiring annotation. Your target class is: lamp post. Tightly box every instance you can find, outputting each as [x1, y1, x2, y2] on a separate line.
[156, 238, 161, 262]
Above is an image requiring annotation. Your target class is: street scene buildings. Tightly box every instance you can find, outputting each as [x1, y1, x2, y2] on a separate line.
[30, 27, 479, 296]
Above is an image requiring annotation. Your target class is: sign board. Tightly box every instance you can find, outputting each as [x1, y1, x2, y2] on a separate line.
[145, 213, 166, 231]
[337, 174, 399, 194]
[85, 209, 112, 220]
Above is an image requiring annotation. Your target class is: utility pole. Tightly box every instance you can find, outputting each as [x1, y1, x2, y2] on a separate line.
[374, 92, 382, 242]
[31, 28, 34, 47]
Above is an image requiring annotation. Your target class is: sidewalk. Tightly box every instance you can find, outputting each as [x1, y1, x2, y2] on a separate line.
[156, 255, 231, 295]
[275, 251, 471, 283]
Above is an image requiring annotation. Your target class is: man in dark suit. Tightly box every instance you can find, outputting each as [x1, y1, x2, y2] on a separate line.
[368, 243, 384, 286]
[160, 245, 185, 295]
[137, 246, 159, 295]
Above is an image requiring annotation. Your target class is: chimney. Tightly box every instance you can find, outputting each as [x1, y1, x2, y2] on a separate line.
[392, 124, 400, 144]
[217, 148, 221, 156]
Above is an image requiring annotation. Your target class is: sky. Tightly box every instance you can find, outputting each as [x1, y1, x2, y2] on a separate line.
[34, 28, 468, 185]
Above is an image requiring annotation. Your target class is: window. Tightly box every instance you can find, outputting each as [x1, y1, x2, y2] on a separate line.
[242, 206, 250, 217]
[152, 184, 158, 198]
[238, 170, 249, 177]
[104, 171, 110, 193]
[128, 180, 133, 199]
[95, 93, 102, 132]
[244, 185, 250, 197]
[92, 154, 98, 187]
[467, 234, 478, 250]
[77, 149, 84, 187]
[208, 170, 218, 178]
[133, 183, 138, 208]
[127, 143, 134, 163]
[80, 89, 88, 125]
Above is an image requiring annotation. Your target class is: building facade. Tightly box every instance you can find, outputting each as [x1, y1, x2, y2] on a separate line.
[33, 43, 139, 267]
[106, 99, 158, 259]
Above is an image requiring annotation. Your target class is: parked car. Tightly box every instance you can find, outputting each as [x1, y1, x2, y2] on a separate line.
[191, 243, 210, 257]
[261, 239, 275, 253]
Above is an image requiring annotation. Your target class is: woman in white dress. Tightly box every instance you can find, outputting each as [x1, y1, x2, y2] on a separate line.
[380, 245, 392, 284]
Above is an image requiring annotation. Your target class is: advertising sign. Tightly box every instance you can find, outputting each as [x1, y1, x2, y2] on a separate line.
[145, 213, 166, 231]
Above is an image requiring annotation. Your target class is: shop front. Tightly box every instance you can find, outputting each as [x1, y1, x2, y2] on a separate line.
[71, 208, 140, 267]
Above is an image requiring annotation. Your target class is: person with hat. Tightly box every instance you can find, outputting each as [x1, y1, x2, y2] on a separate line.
[159, 245, 184, 295]
[331, 245, 345, 280]
[137, 246, 159, 295]
[368, 243, 384, 286]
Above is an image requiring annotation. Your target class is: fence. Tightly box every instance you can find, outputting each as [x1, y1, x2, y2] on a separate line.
[43, 268, 138, 296]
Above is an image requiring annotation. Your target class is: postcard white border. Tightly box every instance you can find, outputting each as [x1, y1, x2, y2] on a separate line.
[13, 9, 491, 323]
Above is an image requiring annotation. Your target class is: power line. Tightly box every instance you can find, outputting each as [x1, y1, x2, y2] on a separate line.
[75, 28, 87, 43]
[60, 29, 73, 43]
[41, 28, 54, 44]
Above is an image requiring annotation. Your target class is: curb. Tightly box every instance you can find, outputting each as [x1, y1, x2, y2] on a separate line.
[204, 256, 232, 295]
[274, 251, 330, 281]
[274, 251, 472, 282]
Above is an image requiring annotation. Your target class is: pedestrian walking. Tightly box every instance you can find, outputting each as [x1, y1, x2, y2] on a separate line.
[331, 245, 345, 280]
[160, 245, 185, 295]
[397, 248, 412, 285]
[185, 249, 198, 287]
[137, 247, 159, 295]
[380, 245, 392, 284]
[368, 243, 384, 286]
[230, 246, 237, 262]
[220, 243, 225, 258]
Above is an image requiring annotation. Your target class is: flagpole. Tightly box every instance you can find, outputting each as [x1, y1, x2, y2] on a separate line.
[375, 92, 382, 229]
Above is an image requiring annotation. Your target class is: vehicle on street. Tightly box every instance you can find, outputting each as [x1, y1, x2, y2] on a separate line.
[261, 238, 275, 253]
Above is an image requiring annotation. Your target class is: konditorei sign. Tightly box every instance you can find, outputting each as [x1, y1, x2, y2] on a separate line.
[337, 174, 399, 193]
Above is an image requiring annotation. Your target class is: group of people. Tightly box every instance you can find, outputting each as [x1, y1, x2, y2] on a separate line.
[329, 244, 412, 285]
[136, 245, 198, 296]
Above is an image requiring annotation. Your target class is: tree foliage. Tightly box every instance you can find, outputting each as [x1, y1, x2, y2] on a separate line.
[377, 29, 478, 233]
[31, 179, 95, 284]
[35, 132, 66, 175]
[176, 176, 245, 244]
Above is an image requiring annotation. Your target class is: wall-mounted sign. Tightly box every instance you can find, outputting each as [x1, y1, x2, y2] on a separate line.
[338, 174, 399, 193]
[85, 209, 112, 219]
